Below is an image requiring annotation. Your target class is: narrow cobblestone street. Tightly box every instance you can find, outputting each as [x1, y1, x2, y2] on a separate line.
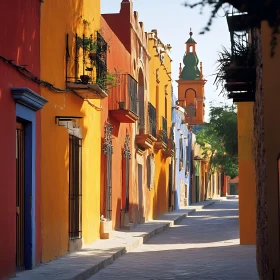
[89, 198, 257, 280]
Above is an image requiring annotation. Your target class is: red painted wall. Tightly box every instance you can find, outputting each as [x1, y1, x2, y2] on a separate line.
[0, 1, 41, 278]
[100, 16, 131, 229]
[102, 3, 131, 53]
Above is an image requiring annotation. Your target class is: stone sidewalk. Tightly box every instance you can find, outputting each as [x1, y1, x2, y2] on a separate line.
[13, 200, 217, 280]
[89, 198, 257, 280]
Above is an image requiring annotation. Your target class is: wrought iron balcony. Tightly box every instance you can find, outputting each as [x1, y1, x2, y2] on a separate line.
[225, 64, 255, 102]
[226, 12, 260, 35]
[225, 12, 256, 102]
[154, 116, 168, 151]
[148, 103, 157, 139]
[162, 126, 176, 157]
[109, 74, 139, 123]
[65, 32, 109, 99]
[135, 102, 157, 152]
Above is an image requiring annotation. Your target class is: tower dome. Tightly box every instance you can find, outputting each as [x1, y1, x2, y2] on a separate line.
[180, 29, 201, 80]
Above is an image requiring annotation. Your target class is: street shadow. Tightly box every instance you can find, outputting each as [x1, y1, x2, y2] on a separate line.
[187, 209, 239, 217]
[90, 245, 258, 280]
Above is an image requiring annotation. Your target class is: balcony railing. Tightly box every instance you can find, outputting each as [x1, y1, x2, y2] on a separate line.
[225, 11, 256, 102]
[109, 74, 138, 115]
[109, 74, 138, 123]
[163, 127, 175, 157]
[96, 32, 108, 90]
[154, 116, 168, 151]
[65, 32, 108, 99]
[148, 103, 157, 139]
[135, 102, 157, 153]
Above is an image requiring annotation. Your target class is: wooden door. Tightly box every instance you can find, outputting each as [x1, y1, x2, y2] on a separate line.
[16, 122, 25, 269]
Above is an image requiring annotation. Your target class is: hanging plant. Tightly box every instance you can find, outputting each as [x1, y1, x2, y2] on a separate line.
[76, 35, 98, 62]
[214, 41, 256, 96]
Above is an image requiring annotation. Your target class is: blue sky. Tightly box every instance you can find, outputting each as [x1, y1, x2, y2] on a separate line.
[101, 0, 233, 120]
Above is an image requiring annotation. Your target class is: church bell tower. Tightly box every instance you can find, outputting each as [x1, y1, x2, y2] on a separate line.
[176, 29, 206, 125]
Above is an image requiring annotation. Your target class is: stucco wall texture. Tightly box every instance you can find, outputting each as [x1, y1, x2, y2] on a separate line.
[40, 0, 102, 262]
[100, 16, 132, 230]
[238, 102, 256, 245]
[0, 0, 41, 277]
[148, 30, 172, 219]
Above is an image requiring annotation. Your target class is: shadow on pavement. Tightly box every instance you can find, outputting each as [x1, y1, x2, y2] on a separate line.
[90, 244, 257, 280]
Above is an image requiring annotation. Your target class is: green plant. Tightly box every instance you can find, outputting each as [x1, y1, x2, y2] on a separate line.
[77, 36, 97, 53]
[196, 104, 238, 179]
[97, 72, 118, 89]
[214, 41, 255, 96]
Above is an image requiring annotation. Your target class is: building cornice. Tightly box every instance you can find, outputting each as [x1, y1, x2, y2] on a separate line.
[12, 87, 48, 111]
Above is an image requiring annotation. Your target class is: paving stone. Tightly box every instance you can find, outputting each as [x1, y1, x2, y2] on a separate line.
[89, 199, 258, 280]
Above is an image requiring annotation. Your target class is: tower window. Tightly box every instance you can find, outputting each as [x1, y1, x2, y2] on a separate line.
[189, 46, 193, 53]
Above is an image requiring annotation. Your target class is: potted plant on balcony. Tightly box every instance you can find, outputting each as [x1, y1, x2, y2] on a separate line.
[214, 41, 256, 101]
[88, 43, 98, 62]
[80, 74, 90, 84]
[79, 67, 93, 85]
[77, 35, 98, 62]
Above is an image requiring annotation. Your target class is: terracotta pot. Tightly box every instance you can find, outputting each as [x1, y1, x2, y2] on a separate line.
[89, 51, 97, 61]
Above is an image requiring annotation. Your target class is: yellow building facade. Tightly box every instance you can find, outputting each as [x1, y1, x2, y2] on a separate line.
[148, 30, 173, 218]
[237, 103, 256, 245]
[40, 0, 103, 262]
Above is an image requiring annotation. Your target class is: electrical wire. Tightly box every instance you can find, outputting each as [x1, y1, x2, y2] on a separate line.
[0, 55, 68, 93]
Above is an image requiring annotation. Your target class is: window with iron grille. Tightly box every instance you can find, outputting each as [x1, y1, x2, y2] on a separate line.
[148, 102, 157, 138]
[179, 137, 183, 171]
[103, 122, 113, 220]
[128, 75, 138, 115]
[69, 135, 82, 239]
[96, 31, 107, 89]
[123, 135, 131, 212]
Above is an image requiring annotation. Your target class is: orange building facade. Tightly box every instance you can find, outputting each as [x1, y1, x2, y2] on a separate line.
[99, 15, 136, 234]
[102, 0, 153, 229]
[102, 0, 174, 229]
